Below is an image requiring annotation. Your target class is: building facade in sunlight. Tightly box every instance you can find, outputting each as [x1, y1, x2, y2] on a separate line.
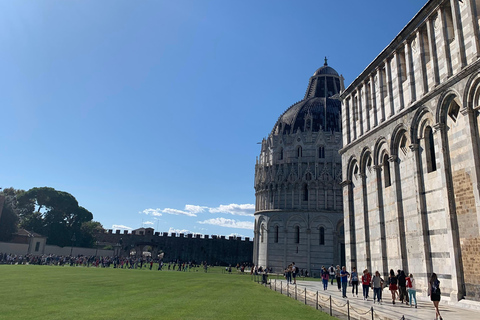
[340, 0, 480, 301]
[253, 60, 345, 276]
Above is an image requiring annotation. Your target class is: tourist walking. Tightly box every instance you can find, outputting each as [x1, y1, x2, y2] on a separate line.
[321, 266, 329, 290]
[428, 273, 442, 320]
[361, 269, 371, 300]
[350, 267, 359, 297]
[292, 262, 298, 285]
[406, 273, 417, 308]
[397, 270, 408, 304]
[335, 265, 341, 291]
[371, 271, 384, 304]
[388, 269, 398, 304]
[340, 266, 350, 298]
[329, 264, 335, 285]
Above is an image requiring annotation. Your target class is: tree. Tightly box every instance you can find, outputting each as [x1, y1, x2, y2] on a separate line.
[17, 187, 94, 247]
[0, 187, 22, 241]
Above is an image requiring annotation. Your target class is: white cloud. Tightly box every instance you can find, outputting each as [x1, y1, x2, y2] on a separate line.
[112, 224, 133, 230]
[162, 208, 197, 217]
[198, 217, 254, 230]
[184, 205, 207, 214]
[144, 221, 154, 225]
[209, 203, 255, 216]
[228, 233, 247, 238]
[168, 227, 191, 234]
[141, 208, 162, 216]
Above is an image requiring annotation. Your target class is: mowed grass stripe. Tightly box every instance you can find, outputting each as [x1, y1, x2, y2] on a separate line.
[0, 265, 336, 319]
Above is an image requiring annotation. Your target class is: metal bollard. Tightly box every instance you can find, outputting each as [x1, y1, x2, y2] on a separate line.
[305, 288, 307, 305]
[316, 291, 318, 310]
[371, 306, 374, 320]
[295, 284, 297, 300]
[347, 300, 350, 320]
[330, 295, 332, 316]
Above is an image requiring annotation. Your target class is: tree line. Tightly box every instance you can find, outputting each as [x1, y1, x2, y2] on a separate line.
[0, 187, 102, 248]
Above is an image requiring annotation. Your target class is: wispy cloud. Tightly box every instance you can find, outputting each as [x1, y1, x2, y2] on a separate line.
[142, 203, 254, 218]
[168, 227, 191, 234]
[112, 224, 133, 230]
[141, 209, 162, 216]
[162, 208, 197, 217]
[208, 204, 254, 216]
[198, 218, 254, 230]
[228, 233, 247, 238]
[143, 221, 154, 225]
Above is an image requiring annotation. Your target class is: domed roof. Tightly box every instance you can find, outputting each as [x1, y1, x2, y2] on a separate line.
[273, 97, 341, 135]
[271, 58, 343, 135]
[313, 57, 339, 76]
[313, 66, 339, 76]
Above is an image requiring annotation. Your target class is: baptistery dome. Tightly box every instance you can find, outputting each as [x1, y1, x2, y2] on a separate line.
[272, 59, 343, 135]
[253, 59, 345, 276]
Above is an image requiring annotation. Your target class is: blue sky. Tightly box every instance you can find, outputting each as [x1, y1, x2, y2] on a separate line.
[0, 1, 425, 238]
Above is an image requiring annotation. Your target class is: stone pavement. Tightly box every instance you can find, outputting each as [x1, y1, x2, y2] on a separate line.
[268, 278, 480, 320]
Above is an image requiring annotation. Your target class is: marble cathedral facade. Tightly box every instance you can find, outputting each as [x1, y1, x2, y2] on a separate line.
[340, 0, 480, 301]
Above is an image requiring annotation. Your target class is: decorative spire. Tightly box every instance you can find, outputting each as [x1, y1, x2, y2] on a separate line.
[324, 56, 328, 66]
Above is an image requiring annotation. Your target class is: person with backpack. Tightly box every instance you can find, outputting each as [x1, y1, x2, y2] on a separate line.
[388, 269, 398, 304]
[397, 270, 408, 304]
[321, 266, 329, 290]
[328, 264, 335, 285]
[429, 273, 442, 320]
[340, 266, 350, 298]
[335, 265, 341, 291]
[406, 273, 417, 308]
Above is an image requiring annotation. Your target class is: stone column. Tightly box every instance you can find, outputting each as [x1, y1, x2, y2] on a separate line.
[373, 165, 389, 276]
[386, 58, 395, 117]
[360, 173, 372, 272]
[358, 86, 364, 135]
[409, 143, 433, 283]
[417, 29, 429, 95]
[406, 39, 416, 103]
[433, 122, 465, 300]
[467, 0, 480, 57]
[370, 73, 378, 127]
[427, 15, 440, 85]
[439, 7, 453, 77]
[377, 66, 386, 122]
[341, 179, 356, 270]
[389, 154, 408, 271]
[395, 49, 405, 111]
[450, 0, 467, 68]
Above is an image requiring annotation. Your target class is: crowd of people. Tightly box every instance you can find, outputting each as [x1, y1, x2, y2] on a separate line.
[0, 252, 250, 275]
[318, 264, 443, 319]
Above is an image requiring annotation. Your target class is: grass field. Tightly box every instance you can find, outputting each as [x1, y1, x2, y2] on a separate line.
[0, 265, 337, 320]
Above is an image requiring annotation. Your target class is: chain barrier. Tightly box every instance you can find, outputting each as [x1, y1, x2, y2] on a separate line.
[349, 304, 372, 316]
[259, 278, 412, 320]
[331, 299, 348, 308]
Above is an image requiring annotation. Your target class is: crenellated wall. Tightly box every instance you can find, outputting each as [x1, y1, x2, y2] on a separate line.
[95, 228, 253, 265]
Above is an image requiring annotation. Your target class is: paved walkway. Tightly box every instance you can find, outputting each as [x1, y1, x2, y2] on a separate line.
[268, 278, 480, 320]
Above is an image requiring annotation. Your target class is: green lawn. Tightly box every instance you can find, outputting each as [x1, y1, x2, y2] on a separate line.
[0, 265, 337, 320]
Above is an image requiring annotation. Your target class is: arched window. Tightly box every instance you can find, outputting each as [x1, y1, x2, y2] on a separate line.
[261, 226, 264, 243]
[383, 154, 391, 187]
[319, 227, 325, 245]
[295, 226, 300, 244]
[297, 146, 302, 158]
[303, 184, 308, 201]
[318, 146, 325, 158]
[279, 148, 283, 160]
[425, 126, 437, 172]
[274, 226, 279, 243]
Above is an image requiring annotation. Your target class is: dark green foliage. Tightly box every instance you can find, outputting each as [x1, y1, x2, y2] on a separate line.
[17, 187, 98, 247]
[0, 187, 23, 241]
